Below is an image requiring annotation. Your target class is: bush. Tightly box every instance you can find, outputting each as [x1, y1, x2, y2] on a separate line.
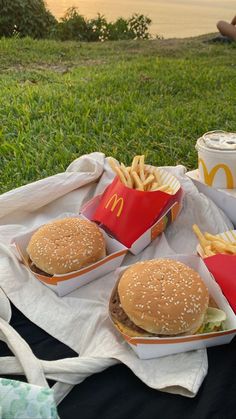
[107, 18, 132, 41]
[87, 14, 110, 42]
[128, 14, 152, 39]
[0, 0, 56, 38]
[53, 7, 88, 41]
[0, 2, 154, 41]
[54, 7, 153, 42]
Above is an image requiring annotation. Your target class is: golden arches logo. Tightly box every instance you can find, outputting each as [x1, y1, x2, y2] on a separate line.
[198, 158, 234, 188]
[105, 194, 124, 217]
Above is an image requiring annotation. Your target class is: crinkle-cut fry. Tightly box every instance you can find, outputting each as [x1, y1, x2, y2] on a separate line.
[139, 155, 146, 182]
[143, 174, 155, 187]
[131, 171, 144, 191]
[120, 163, 133, 188]
[131, 156, 140, 173]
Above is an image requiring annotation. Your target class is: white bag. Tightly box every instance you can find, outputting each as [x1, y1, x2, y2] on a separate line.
[0, 153, 233, 401]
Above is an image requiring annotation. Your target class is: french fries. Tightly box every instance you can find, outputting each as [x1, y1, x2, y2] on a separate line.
[192, 224, 236, 257]
[108, 155, 174, 193]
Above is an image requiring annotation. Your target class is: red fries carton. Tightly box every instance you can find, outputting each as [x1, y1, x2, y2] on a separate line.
[197, 230, 236, 313]
[91, 167, 183, 249]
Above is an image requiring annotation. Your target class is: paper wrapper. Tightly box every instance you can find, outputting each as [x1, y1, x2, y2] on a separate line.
[109, 255, 236, 359]
[197, 230, 236, 313]
[92, 167, 183, 248]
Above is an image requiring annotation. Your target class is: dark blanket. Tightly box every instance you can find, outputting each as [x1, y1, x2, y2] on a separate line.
[1, 303, 236, 419]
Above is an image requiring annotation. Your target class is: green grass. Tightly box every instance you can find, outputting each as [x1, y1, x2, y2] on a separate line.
[1, 35, 236, 193]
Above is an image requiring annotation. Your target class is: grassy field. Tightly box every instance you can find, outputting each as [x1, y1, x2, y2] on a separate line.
[1, 35, 236, 193]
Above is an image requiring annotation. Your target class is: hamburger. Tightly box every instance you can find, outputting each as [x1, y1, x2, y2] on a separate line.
[109, 259, 226, 337]
[27, 217, 106, 276]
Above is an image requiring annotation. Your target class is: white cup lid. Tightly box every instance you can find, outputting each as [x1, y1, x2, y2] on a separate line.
[199, 131, 236, 150]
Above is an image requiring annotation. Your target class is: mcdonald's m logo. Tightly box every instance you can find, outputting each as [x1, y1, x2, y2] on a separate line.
[199, 158, 234, 188]
[105, 194, 124, 217]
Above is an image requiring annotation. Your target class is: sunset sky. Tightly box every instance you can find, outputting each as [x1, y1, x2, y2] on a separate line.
[46, 0, 235, 38]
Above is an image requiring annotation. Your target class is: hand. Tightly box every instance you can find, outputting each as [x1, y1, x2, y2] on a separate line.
[231, 15, 236, 25]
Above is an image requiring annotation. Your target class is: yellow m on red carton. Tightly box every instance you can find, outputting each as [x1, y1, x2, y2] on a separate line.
[105, 193, 124, 218]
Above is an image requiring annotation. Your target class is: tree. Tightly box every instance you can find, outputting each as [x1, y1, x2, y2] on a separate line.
[0, 0, 56, 38]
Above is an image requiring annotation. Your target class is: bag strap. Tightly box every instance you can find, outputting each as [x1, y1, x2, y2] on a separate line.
[0, 318, 48, 388]
[0, 353, 116, 404]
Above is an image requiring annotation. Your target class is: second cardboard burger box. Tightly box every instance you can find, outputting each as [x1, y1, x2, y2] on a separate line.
[109, 255, 236, 359]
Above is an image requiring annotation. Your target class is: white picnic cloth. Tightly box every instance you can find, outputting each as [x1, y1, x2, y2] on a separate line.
[0, 152, 233, 403]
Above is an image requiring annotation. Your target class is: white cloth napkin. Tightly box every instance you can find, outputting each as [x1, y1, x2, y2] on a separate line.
[0, 152, 232, 401]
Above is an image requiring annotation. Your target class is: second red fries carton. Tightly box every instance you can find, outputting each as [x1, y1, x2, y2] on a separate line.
[197, 230, 236, 313]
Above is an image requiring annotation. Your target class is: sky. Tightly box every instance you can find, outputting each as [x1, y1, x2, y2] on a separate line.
[46, 0, 236, 38]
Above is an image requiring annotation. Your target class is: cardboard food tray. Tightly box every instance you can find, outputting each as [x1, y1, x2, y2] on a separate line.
[197, 229, 236, 313]
[82, 167, 184, 254]
[109, 255, 236, 359]
[12, 215, 127, 297]
[187, 169, 236, 226]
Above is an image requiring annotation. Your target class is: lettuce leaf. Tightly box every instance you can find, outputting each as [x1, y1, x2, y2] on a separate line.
[196, 307, 226, 334]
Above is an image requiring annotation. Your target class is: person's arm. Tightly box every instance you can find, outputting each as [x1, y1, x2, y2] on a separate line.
[231, 15, 236, 25]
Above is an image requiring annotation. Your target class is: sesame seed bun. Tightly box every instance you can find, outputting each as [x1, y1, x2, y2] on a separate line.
[114, 259, 209, 336]
[27, 217, 106, 275]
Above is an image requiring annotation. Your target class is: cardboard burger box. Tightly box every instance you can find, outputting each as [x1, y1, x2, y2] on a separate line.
[13, 215, 127, 297]
[12, 167, 183, 296]
[109, 255, 236, 359]
[197, 229, 236, 314]
[85, 167, 184, 255]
